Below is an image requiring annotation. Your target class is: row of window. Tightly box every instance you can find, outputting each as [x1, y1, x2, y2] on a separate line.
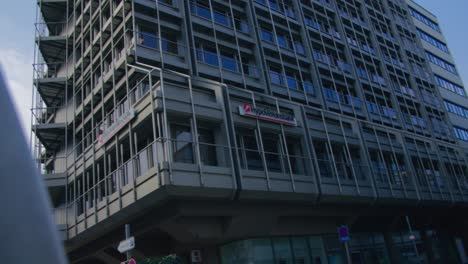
[323, 88, 362, 109]
[195, 47, 258, 77]
[260, 28, 305, 54]
[454, 127, 468, 142]
[426, 52, 457, 74]
[366, 101, 397, 119]
[409, 7, 441, 32]
[190, 2, 250, 34]
[137, 31, 178, 54]
[417, 29, 449, 53]
[255, 0, 296, 18]
[445, 100, 468, 119]
[269, 68, 315, 95]
[434, 75, 466, 97]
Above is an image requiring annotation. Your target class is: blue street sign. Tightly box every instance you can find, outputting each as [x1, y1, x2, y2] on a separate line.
[338, 225, 350, 242]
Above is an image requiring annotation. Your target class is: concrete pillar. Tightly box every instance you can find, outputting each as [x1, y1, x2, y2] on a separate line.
[383, 232, 401, 264]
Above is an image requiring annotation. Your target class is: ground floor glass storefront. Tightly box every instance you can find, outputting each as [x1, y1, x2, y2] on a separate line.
[219, 231, 462, 264]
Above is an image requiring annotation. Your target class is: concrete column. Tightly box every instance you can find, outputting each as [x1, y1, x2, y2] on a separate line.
[383, 232, 401, 264]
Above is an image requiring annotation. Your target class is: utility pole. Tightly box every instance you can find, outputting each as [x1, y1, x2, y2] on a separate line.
[405, 216, 421, 264]
[125, 224, 132, 261]
[344, 240, 352, 264]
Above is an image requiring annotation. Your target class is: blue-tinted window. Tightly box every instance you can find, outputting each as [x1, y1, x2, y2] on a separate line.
[417, 29, 449, 53]
[366, 101, 379, 114]
[214, 11, 230, 26]
[409, 7, 440, 32]
[192, 3, 211, 19]
[323, 88, 340, 102]
[270, 69, 283, 85]
[303, 81, 315, 95]
[268, 0, 279, 11]
[286, 75, 297, 89]
[221, 54, 237, 71]
[261, 29, 274, 42]
[434, 75, 466, 97]
[426, 52, 457, 74]
[139, 32, 157, 49]
[454, 127, 468, 141]
[294, 42, 305, 54]
[197, 48, 218, 66]
[204, 51, 218, 66]
[444, 100, 468, 118]
[276, 35, 288, 48]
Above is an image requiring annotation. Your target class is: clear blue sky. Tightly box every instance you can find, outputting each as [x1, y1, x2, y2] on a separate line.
[0, 0, 467, 139]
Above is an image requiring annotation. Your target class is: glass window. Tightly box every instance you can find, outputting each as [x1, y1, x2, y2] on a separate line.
[273, 238, 293, 264]
[198, 127, 217, 166]
[161, 35, 178, 54]
[171, 124, 194, 163]
[268, 0, 279, 11]
[417, 29, 449, 53]
[287, 137, 307, 175]
[237, 129, 264, 171]
[323, 235, 346, 264]
[270, 68, 283, 85]
[262, 132, 283, 173]
[193, 3, 211, 19]
[313, 141, 333, 178]
[276, 35, 288, 48]
[138, 31, 157, 49]
[286, 75, 298, 90]
[426, 52, 457, 74]
[220, 239, 275, 264]
[262, 28, 274, 42]
[221, 54, 238, 72]
[409, 7, 441, 32]
[291, 237, 311, 264]
[198, 47, 219, 66]
[214, 11, 230, 26]
[294, 42, 305, 54]
[323, 88, 340, 102]
[303, 81, 315, 95]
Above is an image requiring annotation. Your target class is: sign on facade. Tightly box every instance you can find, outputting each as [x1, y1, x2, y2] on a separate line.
[238, 103, 297, 126]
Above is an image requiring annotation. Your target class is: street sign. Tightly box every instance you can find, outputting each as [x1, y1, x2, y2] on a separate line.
[118, 236, 135, 253]
[338, 225, 350, 242]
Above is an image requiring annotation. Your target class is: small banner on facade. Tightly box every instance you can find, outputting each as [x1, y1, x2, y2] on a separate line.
[98, 108, 136, 144]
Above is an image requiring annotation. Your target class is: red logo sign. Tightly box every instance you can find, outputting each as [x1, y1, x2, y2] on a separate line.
[243, 103, 251, 113]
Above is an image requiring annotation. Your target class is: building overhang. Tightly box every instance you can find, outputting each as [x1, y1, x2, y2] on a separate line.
[36, 36, 69, 64]
[32, 122, 67, 150]
[35, 77, 68, 107]
[38, 0, 68, 25]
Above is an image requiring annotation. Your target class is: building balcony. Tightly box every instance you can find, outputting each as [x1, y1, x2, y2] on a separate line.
[36, 34, 71, 65]
[33, 62, 72, 107]
[38, 0, 68, 25]
[32, 122, 67, 151]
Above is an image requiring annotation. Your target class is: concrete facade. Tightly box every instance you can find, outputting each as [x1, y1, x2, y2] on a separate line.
[31, 0, 468, 263]
[407, 0, 468, 150]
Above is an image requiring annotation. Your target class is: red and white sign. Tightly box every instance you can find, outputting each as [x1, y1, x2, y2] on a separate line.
[239, 103, 297, 126]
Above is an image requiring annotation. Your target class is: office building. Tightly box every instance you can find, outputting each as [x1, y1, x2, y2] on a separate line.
[31, 0, 468, 263]
[407, 1, 468, 150]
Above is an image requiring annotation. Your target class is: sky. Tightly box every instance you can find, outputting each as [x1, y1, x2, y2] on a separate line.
[0, 0, 467, 141]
